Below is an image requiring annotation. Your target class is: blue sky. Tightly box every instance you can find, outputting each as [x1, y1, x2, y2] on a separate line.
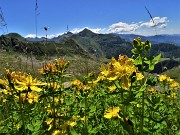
[0, 0, 180, 38]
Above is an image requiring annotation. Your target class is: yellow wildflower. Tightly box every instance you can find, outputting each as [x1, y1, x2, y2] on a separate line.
[0, 79, 9, 87]
[45, 118, 53, 125]
[104, 107, 121, 119]
[166, 77, 174, 83]
[1, 89, 9, 95]
[71, 79, 82, 86]
[120, 75, 131, 90]
[66, 121, 77, 127]
[136, 73, 144, 80]
[148, 87, 157, 94]
[3, 99, 7, 102]
[171, 92, 176, 99]
[82, 85, 90, 91]
[159, 74, 167, 82]
[14, 74, 45, 92]
[39, 63, 57, 74]
[27, 91, 39, 103]
[20, 93, 27, 103]
[52, 130, 62, 135]
[108, 85, 116, 92]
[80, 116, 88, 121]
[170, 81, 179, 89]
[93, 74, 105, 84]
[97, 55, 137, 90]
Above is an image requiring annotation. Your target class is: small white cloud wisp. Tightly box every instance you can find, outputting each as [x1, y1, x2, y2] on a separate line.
[107, 17, 169, 34]
[108, 22, 139, 33]
[140, 17, 169, 28]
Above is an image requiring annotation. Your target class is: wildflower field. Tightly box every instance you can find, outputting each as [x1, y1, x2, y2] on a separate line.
[0, 38, 179, 135]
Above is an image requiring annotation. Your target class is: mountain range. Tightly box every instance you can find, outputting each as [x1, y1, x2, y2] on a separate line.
[1, 28, 180, 59]
[117, 34, 180, 46]
[26, 29, 180, 46]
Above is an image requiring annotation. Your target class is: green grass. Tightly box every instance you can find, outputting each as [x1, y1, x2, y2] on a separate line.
[0, 49, 41, 78]
[1, 48, 179, 83]
[164, 66, 180, 82]
[0, 48, 108, 80]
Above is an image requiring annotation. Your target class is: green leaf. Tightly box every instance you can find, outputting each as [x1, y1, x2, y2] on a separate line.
[134, 55, 142, 65]
[27, 124, 34, 131]
[80, 98, 85, 108]
[34, 125, 41, 131]
[32, 132, 40, 135]
[90, 105, 96, 112]
[153, 53, 161, 64]
[143, 127, 151, 133]
[65, 98, 73, 105]
[144, 54, 161, 71]
[131, 49, 139, 54]
[139, 84, 147, 92]
[70, 127, 78, 135]
[114, 80, 121, 89]
[149, 63, 155, 71]
[135, 91, 142, 98]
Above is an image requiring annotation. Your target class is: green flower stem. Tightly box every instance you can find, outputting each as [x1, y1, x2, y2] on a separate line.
[140, 53, 145, 135]
[121, 90, 126, 135]
[52, 92, 56, 129]
[18, 92, 26, 135]
[121, 91, 125, 116]
[83, 93, 88, 134]
[140, 91, 145, 134]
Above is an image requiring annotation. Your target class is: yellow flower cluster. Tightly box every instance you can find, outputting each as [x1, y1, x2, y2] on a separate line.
[14, 91, 39, 104]
[47, 115, 81, 134]
[71, 79, 90, 93]
[158, 74, 179, 89]
[104, 106, 121, 119]
[38, 58, 69, 75]
[0, 70, 46, 104]
[148, 87, 157, 94]
[95, 55, 143, 90]
[3, 69, 46, 92]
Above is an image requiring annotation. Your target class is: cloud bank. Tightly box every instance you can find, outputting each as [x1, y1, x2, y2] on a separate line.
[108, 17, 169, 34]
[25, 16, 169, 38]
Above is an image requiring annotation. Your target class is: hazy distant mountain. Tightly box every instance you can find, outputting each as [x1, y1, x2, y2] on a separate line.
[26, 37, 46, 41]
[117, 34, 180, 46]
[50, 32, 73, 42]
[26, 32, 73, 42]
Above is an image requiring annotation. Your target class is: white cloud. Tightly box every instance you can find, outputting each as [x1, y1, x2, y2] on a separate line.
[140, 17, 169, 28]
[107, 17, 169, 34]
[47, 33, 63, 38]
[25, 34, 37, 38]
[25, 17, 170, 38]
[108, 22, 139, 33]
[25, 33, 63, 39]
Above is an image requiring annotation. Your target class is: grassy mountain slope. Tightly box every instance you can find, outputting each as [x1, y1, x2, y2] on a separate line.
[70, 28, 133, 58]
[1, 29, 180, 77]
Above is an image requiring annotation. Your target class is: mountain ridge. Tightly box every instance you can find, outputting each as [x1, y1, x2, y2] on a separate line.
[1, 29, 180, 59]
[24, 28, 180, 46]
